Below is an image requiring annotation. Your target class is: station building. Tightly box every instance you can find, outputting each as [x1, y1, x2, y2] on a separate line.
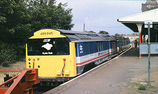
[118, 0, 158, 58]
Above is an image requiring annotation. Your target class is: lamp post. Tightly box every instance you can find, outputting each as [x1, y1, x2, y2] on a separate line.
[144, 20, 153, 86]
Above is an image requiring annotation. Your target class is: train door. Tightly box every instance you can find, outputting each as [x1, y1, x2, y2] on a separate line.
[108, 41, 111, 59]
[111, 41, 117, 54]
[117, 40, 119, 52]
[119, 40, 122, 51]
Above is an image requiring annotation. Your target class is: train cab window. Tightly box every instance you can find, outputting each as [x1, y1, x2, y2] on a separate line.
[27, 38, 69, 55]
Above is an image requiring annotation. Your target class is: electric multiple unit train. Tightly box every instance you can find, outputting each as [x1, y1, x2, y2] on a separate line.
[26, 29, 130, 86]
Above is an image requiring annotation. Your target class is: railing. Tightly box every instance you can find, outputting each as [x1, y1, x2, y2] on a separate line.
[0, 69, 39, 94]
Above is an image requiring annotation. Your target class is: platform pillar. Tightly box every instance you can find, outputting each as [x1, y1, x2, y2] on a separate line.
[137, 23, 142, 58]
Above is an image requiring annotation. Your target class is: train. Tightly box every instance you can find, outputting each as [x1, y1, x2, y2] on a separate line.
[26, 29, 130, 86]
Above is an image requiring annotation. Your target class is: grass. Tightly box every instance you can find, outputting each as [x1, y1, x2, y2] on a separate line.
[138, 85, 146, 90]
[131, 82, 146, 90]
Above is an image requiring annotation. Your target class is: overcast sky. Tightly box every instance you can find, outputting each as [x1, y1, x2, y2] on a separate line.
[56, 0, 147, 35]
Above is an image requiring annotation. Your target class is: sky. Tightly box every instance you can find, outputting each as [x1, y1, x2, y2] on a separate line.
[56, 0, 147, 35]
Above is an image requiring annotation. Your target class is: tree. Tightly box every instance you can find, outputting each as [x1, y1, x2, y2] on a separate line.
[115, 33, 120, 36]
[85, 31, 96, 33]
[0, 0, 32, 43]
[99, 31, 109, 34]
[0, 0, 31, 65]
[0, 0, 74, 66]
[29, 1, 74, 32]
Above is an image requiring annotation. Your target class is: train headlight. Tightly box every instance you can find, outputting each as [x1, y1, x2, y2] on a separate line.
[28, 58, 31, 61]
[56, 70, 62, 76]
[37, 58, 40, 61]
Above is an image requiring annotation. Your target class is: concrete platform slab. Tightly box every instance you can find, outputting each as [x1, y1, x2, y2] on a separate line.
[44, 48, 158, 94]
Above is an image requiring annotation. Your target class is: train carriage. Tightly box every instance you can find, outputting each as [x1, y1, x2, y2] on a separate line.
[75, 37, 110, 74]
[26, 29, 130, 85]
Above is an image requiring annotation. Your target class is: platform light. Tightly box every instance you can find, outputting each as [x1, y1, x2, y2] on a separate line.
[144, 20, 153, 28]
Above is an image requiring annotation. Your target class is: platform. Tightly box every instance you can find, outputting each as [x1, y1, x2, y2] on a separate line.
[44, 48, 158, 94]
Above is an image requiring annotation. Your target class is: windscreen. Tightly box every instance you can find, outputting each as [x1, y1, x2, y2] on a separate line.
[27, 38, 69, 55]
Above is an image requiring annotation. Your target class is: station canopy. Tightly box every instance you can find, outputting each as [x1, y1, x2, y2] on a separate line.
[118, 8, 158, 35]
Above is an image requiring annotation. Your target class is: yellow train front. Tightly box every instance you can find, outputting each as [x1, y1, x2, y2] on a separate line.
[26, 29, 130, 86]
[26, 29, 78, 86]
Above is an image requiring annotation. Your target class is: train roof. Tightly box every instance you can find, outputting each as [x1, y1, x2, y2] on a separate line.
[30, 29, 118, 42]
[57, 29, 112, 42]
[113, 36, 124, 40]
[97, 34, 116, 41]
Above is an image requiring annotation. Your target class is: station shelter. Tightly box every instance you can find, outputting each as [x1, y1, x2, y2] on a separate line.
[118, 8, 158, 58]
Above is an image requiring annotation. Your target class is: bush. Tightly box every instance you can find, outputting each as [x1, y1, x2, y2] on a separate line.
[138, 85, 146, 90]
[0, 43, 17, 67]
